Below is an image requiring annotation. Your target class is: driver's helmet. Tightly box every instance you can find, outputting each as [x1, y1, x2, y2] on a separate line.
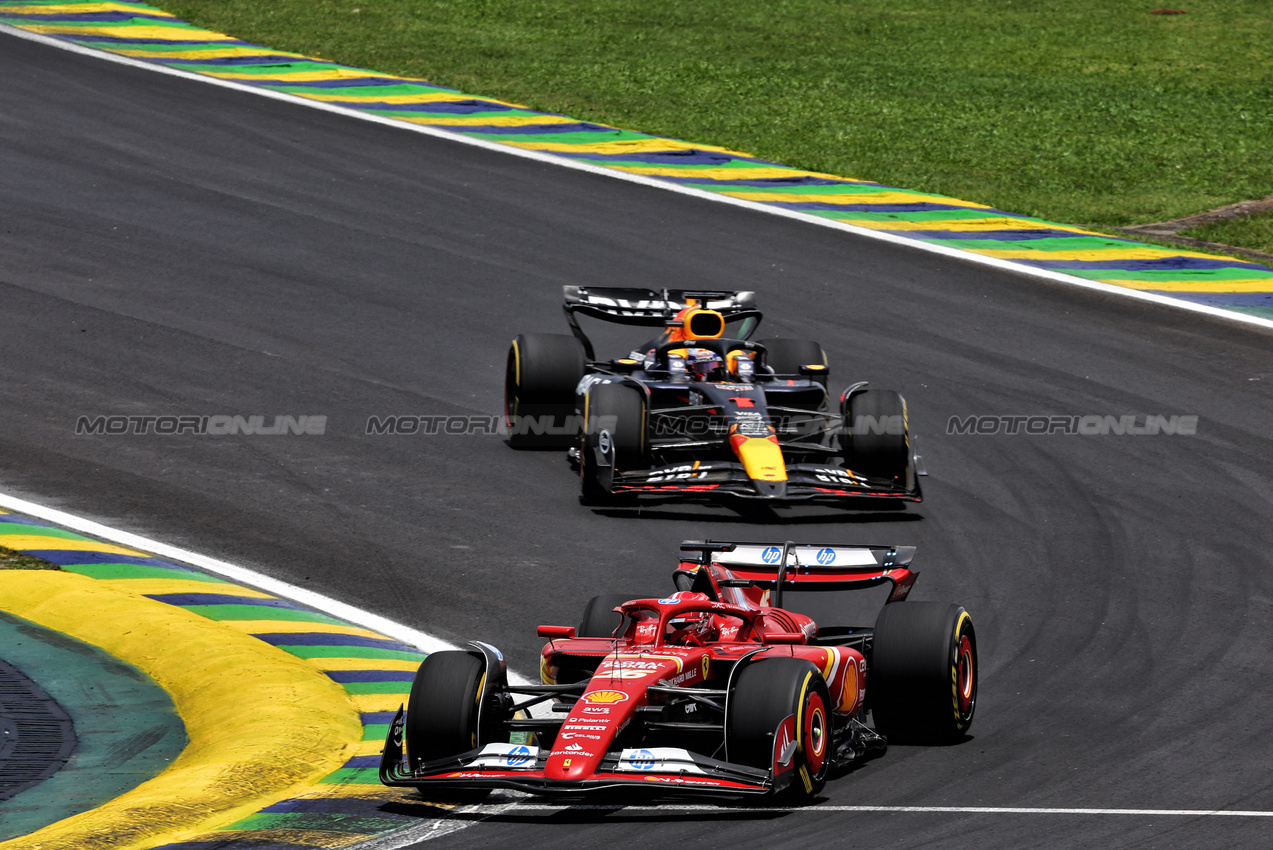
[665, 592, 720, 646]
[725, 349, 756, 382]
[687, 349, 724, 381]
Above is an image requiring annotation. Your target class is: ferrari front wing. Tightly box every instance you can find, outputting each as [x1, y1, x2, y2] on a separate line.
[378, 708, 786, 799]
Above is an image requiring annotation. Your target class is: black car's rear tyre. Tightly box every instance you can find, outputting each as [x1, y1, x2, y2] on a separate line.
[405, 651, 491, 771]
[577, 593, 639, 638]
[842, 389, 911, 483]
[727, 658, 832, 801]
[760, 338, 828, 389]
[870, 602, 977, 744]
[580, 382, 647, 504]
[505, 333, 586, 447]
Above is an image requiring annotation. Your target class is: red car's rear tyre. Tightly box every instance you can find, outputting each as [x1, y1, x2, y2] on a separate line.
[870, 602, 977, 743]
[727, 658, 831, 801]
[577, 593, 639, 638]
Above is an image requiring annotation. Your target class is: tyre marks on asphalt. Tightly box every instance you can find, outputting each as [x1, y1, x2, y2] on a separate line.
[2, 0, 1271, 320]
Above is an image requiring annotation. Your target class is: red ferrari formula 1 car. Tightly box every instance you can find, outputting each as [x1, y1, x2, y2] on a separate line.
[379, 540, 977, 801]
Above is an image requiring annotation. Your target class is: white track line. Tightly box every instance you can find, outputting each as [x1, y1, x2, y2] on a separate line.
[0, 490, 462, 654]
[357, 800, 1273, 847]
[490, 804, 1273, 817]
[4, 23, 1272, 336]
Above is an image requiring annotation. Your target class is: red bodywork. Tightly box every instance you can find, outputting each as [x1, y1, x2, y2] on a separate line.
[380, 542, 916, 798]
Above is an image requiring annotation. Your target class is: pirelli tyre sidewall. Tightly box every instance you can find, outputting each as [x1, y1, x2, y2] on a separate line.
[505, 333, 586, 447]
[405, 650, 489, 771]
[727, 657, 832, 801]
[869, 602, 977, 744]
[842, 389, 911, 484]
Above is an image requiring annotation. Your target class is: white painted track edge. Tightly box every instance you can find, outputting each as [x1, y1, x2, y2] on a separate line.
[0, 490, 461, 654]
[3, 24, 1271, 336]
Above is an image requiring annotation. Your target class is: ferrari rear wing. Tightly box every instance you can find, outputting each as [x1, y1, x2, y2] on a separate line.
[677, 540, 919, 602]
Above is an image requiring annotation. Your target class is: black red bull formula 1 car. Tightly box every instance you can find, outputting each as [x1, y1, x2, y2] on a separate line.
[504, 286, 925, 504]
[379, 540, 977, 801]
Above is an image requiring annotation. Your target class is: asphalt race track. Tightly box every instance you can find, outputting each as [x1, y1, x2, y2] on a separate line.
[4, 31, 1273, 849]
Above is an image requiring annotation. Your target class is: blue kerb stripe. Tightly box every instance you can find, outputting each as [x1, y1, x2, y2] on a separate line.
[4, 11, 177, 22]
[253, 633, 422, 652]
[145, 593, 302, 608]
[22, 551, 174, 567]
[1010, 257, 1261, 272]
[556, 149, 773, 165]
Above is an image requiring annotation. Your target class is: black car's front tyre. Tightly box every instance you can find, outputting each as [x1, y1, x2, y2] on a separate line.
[842, 389, 911, 484]
[869, 602, 977, 744]
[727, 658, 832, 801]
[505, 333, 586, 447]
[580, 382, 647, 504]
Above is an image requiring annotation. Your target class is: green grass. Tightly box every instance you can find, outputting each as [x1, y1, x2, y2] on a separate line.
[1182, 210, 1273, 256]
[158, 0, 1272, 230]
[0, 545, 61, 570]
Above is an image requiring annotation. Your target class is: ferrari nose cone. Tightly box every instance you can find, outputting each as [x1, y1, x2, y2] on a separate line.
[753, 479, 787, 498]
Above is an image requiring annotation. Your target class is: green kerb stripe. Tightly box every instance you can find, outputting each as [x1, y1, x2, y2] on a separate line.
[364, 108, 543, 119]
[462, 129, 651, 143]
[267, 82, 458, 95]
[225, 811, 404, 833]
[20, 17, 203, 30]
[341, 682, 412, 696]
[181, 604, 347, 624]
[809, 208, 1027, 223]
[275, 646, 425, 661]
[685, 182, 919, 196]
[0, 524, 92, 541]
[64, 564, 227, 582]
[934, 236, 1151, 251]
[317, 766, 382, 784]
[78, 40, 261, 54]
[165, 60, 342, 74]
[362, 724, 390, 741]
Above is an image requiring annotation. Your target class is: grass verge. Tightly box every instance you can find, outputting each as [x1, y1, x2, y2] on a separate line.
[157, 0, 1272, 237]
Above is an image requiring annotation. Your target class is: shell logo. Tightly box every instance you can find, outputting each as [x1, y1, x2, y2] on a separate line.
[582, 690, 629, 704]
